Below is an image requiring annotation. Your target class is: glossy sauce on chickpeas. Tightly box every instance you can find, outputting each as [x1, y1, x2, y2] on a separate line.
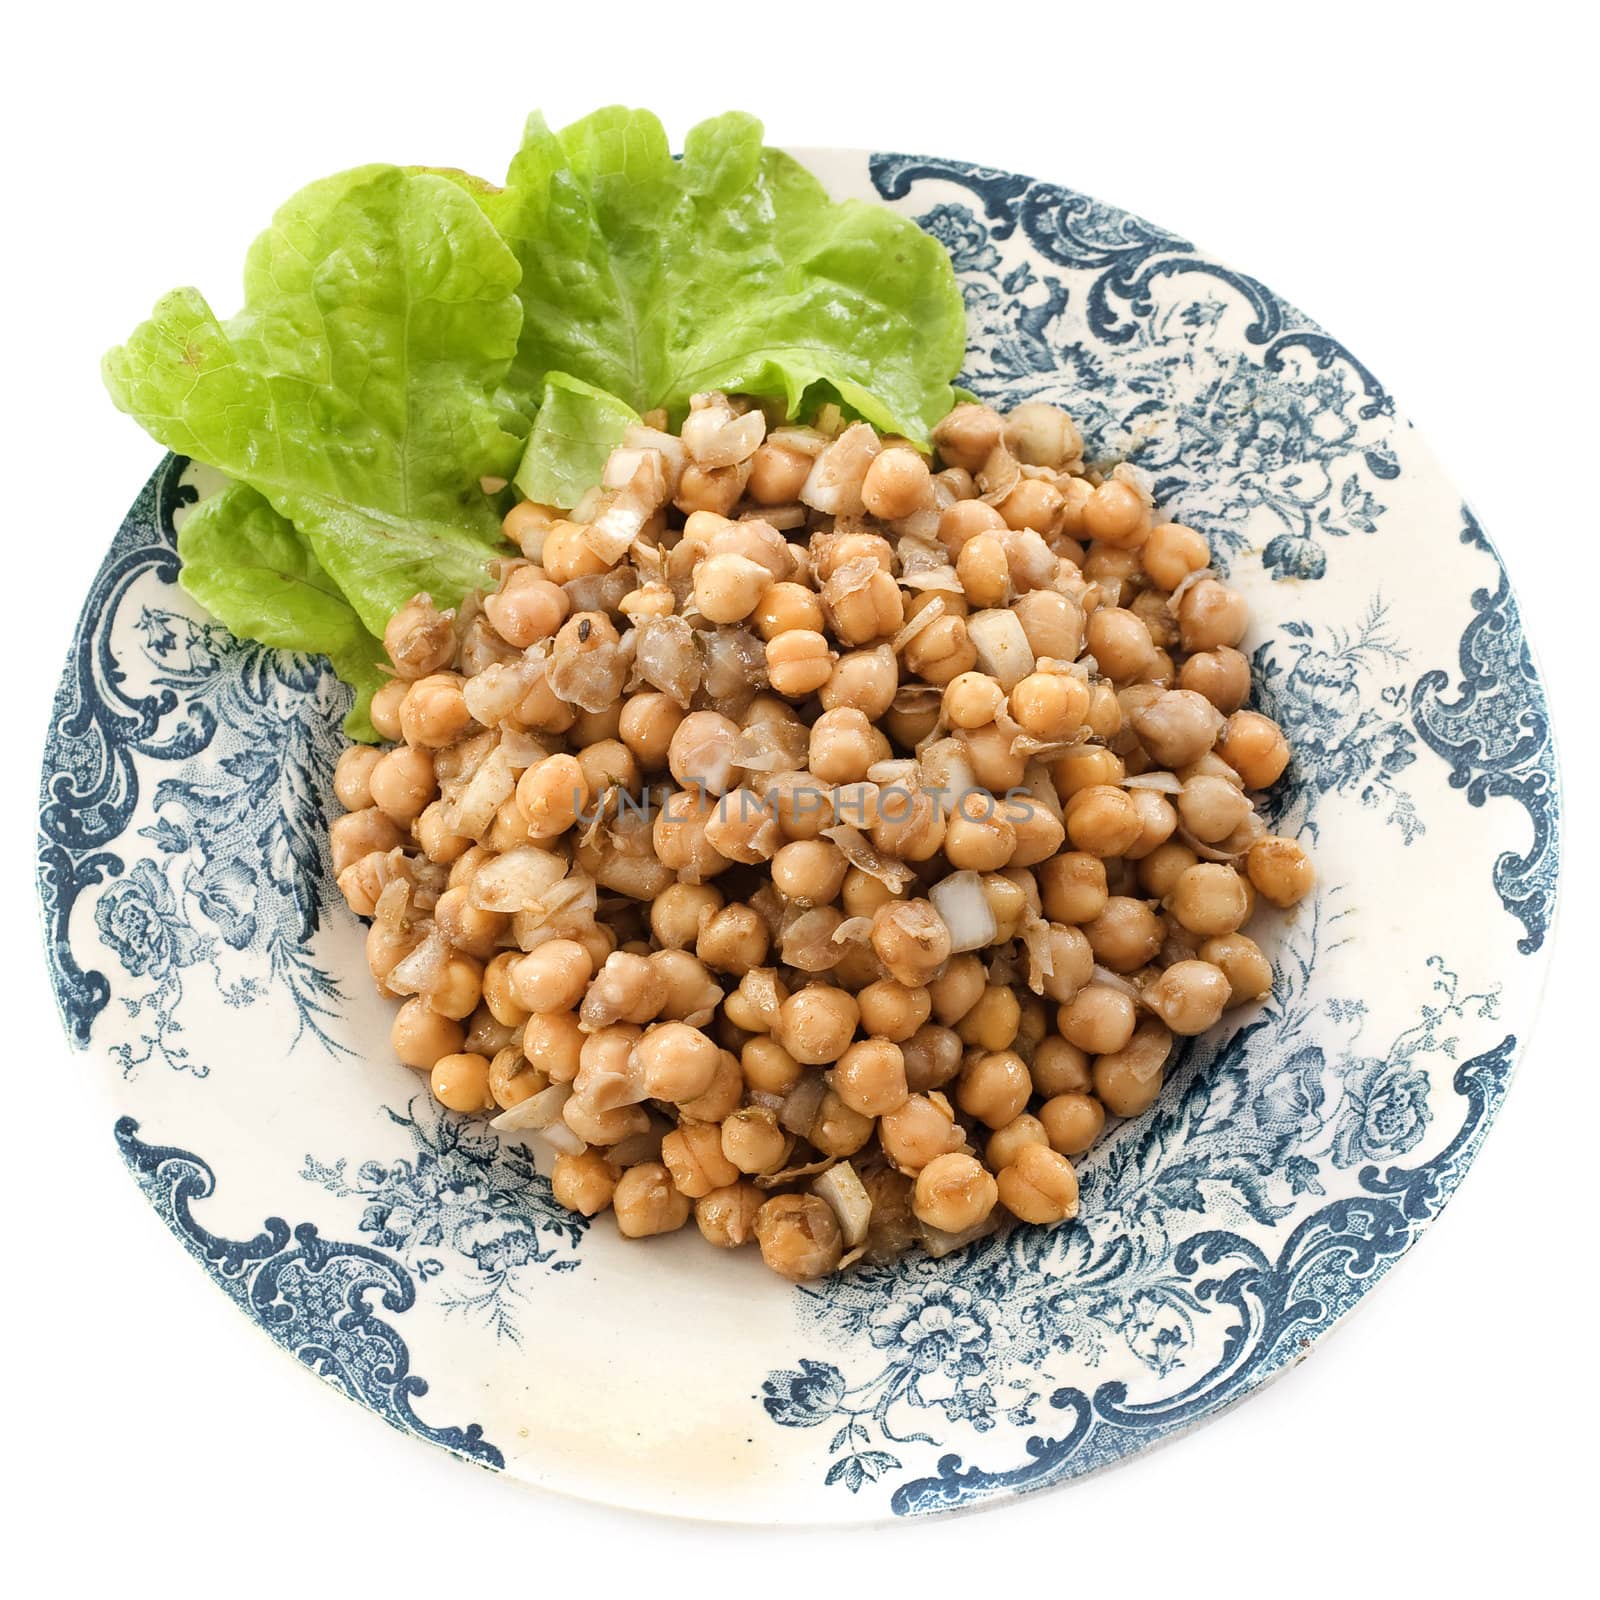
[329, 392, 1313, 1279]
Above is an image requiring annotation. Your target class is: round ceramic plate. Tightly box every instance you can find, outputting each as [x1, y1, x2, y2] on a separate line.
[38, 149, 1561, 1522]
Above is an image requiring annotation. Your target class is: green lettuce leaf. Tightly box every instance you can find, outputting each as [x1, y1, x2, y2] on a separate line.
[176, 484, 387, 740]
[481, 108, 965, 445]
[103, 164, 525, 636]
[513, 372, 638, 508]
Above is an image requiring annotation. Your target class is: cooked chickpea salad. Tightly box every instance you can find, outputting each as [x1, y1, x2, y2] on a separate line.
[104, 108, 1313, 1282]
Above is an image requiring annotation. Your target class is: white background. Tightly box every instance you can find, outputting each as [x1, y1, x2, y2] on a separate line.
[5, 1, 1595, 1591]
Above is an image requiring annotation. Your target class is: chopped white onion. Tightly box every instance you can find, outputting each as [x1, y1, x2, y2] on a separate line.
[448, 744, 515, 839]
[891, 595, 945, 653]
[930, 871, 998, 953]
[540, 1120, 587, 1157]
[966, 608, 1035, 690]
[819, 824, 916, 891]
[919, 739, 976, 815]
[1166, 566, 1216, 613]
[813, 1162, 872, 1249]
[1124, 770, 1184, 793]
[1091, 965, 1145, 1000]
[469, 846, 569, 913]
[778, 1074, 829, 1138]
[490, 1082, 572, 1134]
[919, 1214, 999, 1259]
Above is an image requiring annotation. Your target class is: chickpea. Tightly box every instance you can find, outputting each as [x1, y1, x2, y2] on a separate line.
[1128, 690, 1223, 771]
[1081, 478, 1149, 549]
[1201, 932, 1274, 1006]
[933, 404, 1003, 473]
[777, 984, 859, 1065]
[1003, 402, 1080, 468]
[1218, 710, 1292, 790]
[384, 593, 455, 680]
[1083, 896, 1164, 971]
[653, 788, 729, 882]
[511, 753, 586, 841]
[862, 446, 933, 520]
[988, 1112, 1050, 1171]
[768, 839, 845, 908]
[1177, 578, 1249, 652]
[943, 671, 1006, 730]
[1065, 784, 1143, 857]
[635, 1021, 721, 1103]
[956, 1049, 1031, 1129]
[392, 998, 465, 1070]
[1121, 789, 1178, 861]
[913, 1152, 999, 1235]
[551, 1149, 619, 1217]
[1011, 670, 1091, 740]
[944, 791, 1017, 872]
[998, 1144, 1080, 1225]
[413, 801, 468, 864]
[937, 496, 1007, 555]
[514, 666, 576, 734]
[1084, 681, 1123, 741]
[841, 865, 902, 920]
[583, 951, 669, 1029]
[959, 723, 1026, 796]
[696, 903, 770, 975]
[901, 1024, 964, 1094]
[981, 871, 1031, 941]
[430, 1051, 495, 1113]
[809, 1089, 876, 1157]
[1169, 862, 1250, 937]
[807, 708, 875, 786]
[1173, 774, 1250, 845]
[522, 1010, 584, 1083]
[755, 1194, 843, 1282]
[1039, 1090, 1105, 1156]
[826, 566, 903, 647]
[1145, 959, 1231, 1035]
[653, 950, 723, 1023]
[1138, 839, 1199, 899]
[400, 674, 473, 749]
[832, 1038, 910, 1118]
[856, 980, 932, 1043]
[1057, 985, 1137, 1054]
[369, 678, 407, 743]
[484, 565, 569, 648]
[1246, 835, 1316, 907]
[668, 710, 742, 798]
[612, 1162, 691, 1238]
[753, 581, 825, 641]
[956, 533, 1010, 607]
[696, 1181, 765, 1248]
[1093, 1018, 1173, 1118]
[366, 746, 436, 828]
[704, 788, 781, 864]
[721, 1106, 790, 1176]
[719, 967, 785, 1035]
[573, 1025, 644, 1110]
[694, 552, 774, 625]
[677, 1050, 745, 1123]
[541, 520, 614, 585]
[647, 883, 720, 950]
[1036, 922, 1095, 1004]
[869, 784, 946, 862]
[1050, 746, 1124, 800]
[900, 612, 978, 691]
[333, 745, 382, 812]
[617, 693, 683, 771]
[487, 1045, 543, 1111]
[1031, 1034, 1091, 1095]
[1179, 646, 1252, 714]
[430, 953, 485, 1022]
[766, 629, 835, 697]
[1141, 522, 1210, 590]
[564, 1093, 649, 1147]
[821, 645, 899, 719]
[879, 1092, 965, 1171]
[747, 436, 814, 504]
[661, 1121, 740, 1198]
[329, 807, 404, 875]
[920, 956, 980, 1030]
[1014, 590, 1085, 663]
[741, 1035, 804, 1096]
[1039, 852, 1108, 925]
[871, 899, 952, 989]
[1085, 606, 1156, 683]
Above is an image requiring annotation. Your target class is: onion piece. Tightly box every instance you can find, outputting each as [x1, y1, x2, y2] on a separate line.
[832, 916, 874, 944]
[540, 1120, 587, 1157]
[967, 609, 1036, 690]
[757, 1153, 836, 1188]
[1090, 965, 1145, 1000]
[800, 423, 879, 515]
[1124, 770, 1184, 793]
[606, 1115, 670, 1168]
[1166, 565, 1216, 614]
[621, 425, 687, 495]
[490, 1082, 572, 1134]
[819, 824, 916, 892]
[778, 1074, 830, 1138]
[918, 1214, 999, 1259]
[919, 739, 977, 815]
[1020, 914, 1055, 993]
[469, 846, 568, 913]
[1176, 826, 1248, 863]
[813, 1162, 872, 1249]
[386, 926, 451, 997]
[448, 744, 515, 839]
[930, 871, 998, 953]
[891, 594, 945, 653]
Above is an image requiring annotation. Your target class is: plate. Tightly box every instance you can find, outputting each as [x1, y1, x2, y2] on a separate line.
[37, 148, 1561, 1522]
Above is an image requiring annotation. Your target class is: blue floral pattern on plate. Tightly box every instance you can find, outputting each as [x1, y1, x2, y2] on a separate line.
[38, 149, 1560, 1521]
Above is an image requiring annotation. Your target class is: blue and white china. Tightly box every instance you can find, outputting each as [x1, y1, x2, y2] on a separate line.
[38, 149, 1560, 1520]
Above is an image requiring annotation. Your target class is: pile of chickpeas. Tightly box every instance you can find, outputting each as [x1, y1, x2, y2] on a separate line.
[327, 391, 1314, 1282]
